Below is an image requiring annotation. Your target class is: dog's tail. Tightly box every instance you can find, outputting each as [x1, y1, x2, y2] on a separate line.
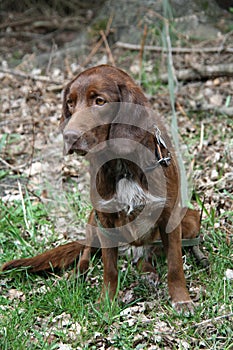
[2, 241, 86, 272]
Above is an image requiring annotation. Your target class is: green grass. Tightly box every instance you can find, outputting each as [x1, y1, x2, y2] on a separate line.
[0, 186, 232, 349]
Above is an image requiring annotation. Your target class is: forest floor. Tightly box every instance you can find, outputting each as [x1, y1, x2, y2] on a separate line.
[0, 7, 232, 350]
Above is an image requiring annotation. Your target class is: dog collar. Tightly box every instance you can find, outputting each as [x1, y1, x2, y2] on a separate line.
[95, 210, 204, 257]
[145, 126, 171, 172]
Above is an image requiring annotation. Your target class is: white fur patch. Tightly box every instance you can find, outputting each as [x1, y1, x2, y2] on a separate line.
[98, 177, 165, 214]
[116, 177, 165, 214]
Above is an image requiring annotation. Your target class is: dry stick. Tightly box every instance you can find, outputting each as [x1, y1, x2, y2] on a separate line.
[160, 63, 233, 82]
[211, 251, 233, 262]
[0, 14, 73, 30]
[0, 31, 43, 39]
[0, 68, 61, 84]
[139, 24, 148, 84]
[116, 41, 233, 53]
[81, 37, 104, 68]
[18, 180, 30, 231]
[184, 313, 233, 331]
[0, 149, 62, 172]
[0, 17, 79, 31]
[100, 30, 116, 67]
[176, 101, 187, 118]
[0, 157, 21, 171]
[157, 312, 233, 337]
[0, 17, 39, 30]
[64, 56, 74, 78]
[195, 105, 233, 117]
[81, 15, 113, 68]
[192, 63, 233, 77]
[198, 122, 204, 152]
[0, 157, 35, 171]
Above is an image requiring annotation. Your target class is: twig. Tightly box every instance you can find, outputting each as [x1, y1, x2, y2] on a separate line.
[0, 31, 43, 39]
[176, 101, 187, 118]
[81, 37, 104, 68]
[100, 30, 115, 66]
[160, 68, 197, 82]
[192, 63, 233, 77]
[0, 17, 40, 30]
[194, 105, 233, 117]
[18, 180, 30, 231]
[210, 251, 233, 262]
[80, 15, 113, 68]
[116, 41, 233, 54]
[0, 68, 61, 84]
[0, 157, 22, 171]
[160, 63, 233, 82]
[185, 313, 233, 330]
[198, 122, 204, 152]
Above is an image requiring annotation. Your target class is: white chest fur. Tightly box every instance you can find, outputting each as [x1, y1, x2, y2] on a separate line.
[116, 177, 165, 214]
[98, 176, 165, 215]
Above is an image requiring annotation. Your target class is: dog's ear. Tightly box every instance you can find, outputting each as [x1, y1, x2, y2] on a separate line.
[109, 83, 149, 154]
[60, 84, 71, 129]
[117, 82, 148, 105]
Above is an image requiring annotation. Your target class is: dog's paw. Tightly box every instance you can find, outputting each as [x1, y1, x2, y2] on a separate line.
[172, 300, 195, 316]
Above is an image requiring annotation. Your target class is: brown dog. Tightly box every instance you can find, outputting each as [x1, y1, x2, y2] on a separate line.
[2, 65, 201, 313]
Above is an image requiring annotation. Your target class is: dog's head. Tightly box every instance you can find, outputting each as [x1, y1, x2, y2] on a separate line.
[60, 65, 149, 156]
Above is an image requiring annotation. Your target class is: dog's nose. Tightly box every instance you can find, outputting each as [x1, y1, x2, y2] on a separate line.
[63, 130, 79, 155]
[63, 130, 79, 144]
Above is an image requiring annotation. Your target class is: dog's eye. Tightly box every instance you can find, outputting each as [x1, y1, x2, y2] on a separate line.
[95, 97, 106, 106]
[67, 98, 74, 110]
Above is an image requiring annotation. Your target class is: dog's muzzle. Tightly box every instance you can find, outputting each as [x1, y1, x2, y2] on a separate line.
[63, 130, 87, 155]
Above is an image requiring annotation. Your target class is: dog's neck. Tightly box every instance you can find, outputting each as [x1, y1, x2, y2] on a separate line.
[93, 158, 145, 197]
[91, 158, 165, 215]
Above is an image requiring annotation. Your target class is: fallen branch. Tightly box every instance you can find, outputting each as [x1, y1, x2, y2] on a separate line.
[0, 31, 43, 39]
[192, 63, 233, 77]
[0, 157, 33, 172]
[0, 68, 61, 85]
[80, 15, 113, 69]
[0, 16, 85, 31]
[116, 41, 233, 54]
[32, 20, 83, 31]
[159, 63, 233, 82]
[185, 312, 233, 330]
[193, 105, 233, 117]
[100, 30, 116, 67]
[0, 17, 39, 30]
[160, 68, 199, 82]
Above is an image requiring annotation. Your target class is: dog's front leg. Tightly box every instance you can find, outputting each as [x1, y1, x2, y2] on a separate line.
[160, 224, 194, 314]
[78, 211, 99, 274]
[101, 247, 118, 300]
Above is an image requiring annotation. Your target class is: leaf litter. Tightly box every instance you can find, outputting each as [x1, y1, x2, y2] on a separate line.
[0, 16, 233, 349]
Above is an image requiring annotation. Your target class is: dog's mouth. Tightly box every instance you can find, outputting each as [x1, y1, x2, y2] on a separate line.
[63, 140, 88, 156]
[62, 129, 90, 156]
[63, 133, 107, 156]
[67, 148, 87, 156]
